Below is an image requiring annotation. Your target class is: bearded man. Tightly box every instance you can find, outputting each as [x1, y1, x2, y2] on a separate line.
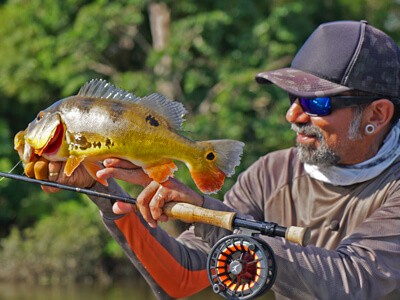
[35, 20, 400, 299]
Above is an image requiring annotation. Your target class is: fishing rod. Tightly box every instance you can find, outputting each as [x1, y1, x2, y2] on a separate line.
[0, 171, 310, 300]
[0, 171, 309, 245]
[0, 171, 138, 203]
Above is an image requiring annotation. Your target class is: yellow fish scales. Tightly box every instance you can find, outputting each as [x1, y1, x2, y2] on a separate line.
[14, 79, 244, 194]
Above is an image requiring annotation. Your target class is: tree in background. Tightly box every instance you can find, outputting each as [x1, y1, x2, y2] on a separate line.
[0, 0, 399, 283]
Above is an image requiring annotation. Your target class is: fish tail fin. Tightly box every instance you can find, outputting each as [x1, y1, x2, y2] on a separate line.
[190, 140, 244, 194]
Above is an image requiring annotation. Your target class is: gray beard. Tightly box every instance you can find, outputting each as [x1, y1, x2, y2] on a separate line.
[292, 124, 340, 167]
[294, 106, 364, 167]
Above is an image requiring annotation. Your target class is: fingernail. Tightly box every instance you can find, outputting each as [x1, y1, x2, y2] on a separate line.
[103, 159, 112, 166]
[96, 169, 105, 177]
[149, 222, 157, 228]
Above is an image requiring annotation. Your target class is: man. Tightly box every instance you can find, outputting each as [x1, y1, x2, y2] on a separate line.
[34, 20, 400, 299]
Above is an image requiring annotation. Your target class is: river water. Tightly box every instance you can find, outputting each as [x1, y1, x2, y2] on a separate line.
[0, 280, 212, 300]
[0, 279, 275, 299]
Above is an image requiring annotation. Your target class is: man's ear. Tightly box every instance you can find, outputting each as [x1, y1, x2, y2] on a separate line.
[365, 99, 394, 129]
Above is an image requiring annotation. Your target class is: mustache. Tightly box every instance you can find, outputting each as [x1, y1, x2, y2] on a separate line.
[291, 124, 324, 139]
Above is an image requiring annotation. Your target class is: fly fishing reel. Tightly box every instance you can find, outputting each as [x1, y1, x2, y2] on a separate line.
[207, 234, 276, 300]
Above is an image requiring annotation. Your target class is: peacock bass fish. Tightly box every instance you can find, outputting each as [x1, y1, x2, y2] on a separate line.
[14, 79, 244, 194]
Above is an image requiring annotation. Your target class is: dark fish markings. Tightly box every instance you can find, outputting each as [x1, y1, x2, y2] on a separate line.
[145, 114, 159, 127]
[108, 101, 125, 123]
[105, 138, 113, 149]
[73, 97, 95, 114]
[68, 132, 114, 151]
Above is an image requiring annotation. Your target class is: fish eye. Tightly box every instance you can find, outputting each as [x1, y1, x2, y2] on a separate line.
[206, 152, 216, 161]
[36, 111, 44, 121]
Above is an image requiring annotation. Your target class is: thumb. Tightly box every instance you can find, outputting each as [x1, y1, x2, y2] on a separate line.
[112, 201, 136, 214]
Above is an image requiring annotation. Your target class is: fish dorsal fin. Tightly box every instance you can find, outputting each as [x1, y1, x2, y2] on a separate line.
[141, 93, 188, 130]
[78, 79, 141, 102]
[78, 80, 187, 130]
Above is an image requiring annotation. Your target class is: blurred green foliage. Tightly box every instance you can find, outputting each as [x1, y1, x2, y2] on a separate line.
[0, 201, 107, 283]
[0, 0, 399, 283]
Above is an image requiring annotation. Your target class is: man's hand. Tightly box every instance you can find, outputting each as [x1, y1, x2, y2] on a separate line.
[26, 157, 205, 228]
[25, 158, 96, 193]
[97, 158, 204, 228]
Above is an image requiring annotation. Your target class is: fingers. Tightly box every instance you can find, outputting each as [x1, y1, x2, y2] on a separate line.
[24, 160, 37, 178]
[43, 161, 63, 193]
[148, 185, 167, 222]
[112, 181, 169, 228]
[136, 181, 161, 228]
[103, 158, 138, 169]
[97, 162, 151, 187]
[28, 157, 57, 193]
[34, 157, 49, 180]
[26, 157, 200, 229]
[112, 201, 136, 214]
[27, 158, 96, 192]
[48, 161, 62, 179]
[134, 179, 202, 228]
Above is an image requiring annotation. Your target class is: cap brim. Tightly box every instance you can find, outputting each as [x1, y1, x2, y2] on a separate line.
[255, 68, 351, 98]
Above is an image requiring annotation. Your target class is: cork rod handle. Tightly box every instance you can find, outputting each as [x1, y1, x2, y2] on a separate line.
[163, 202, 310, 246]
[285, 226, 311, 246]
[163, 202, 236, 230]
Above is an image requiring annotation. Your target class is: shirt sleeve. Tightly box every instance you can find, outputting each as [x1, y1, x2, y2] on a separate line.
[89, 179, 212, 299]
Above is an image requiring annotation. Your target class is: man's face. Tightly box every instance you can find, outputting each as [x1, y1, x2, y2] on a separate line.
[290, 123, 340, 166]
[286, 100, 366, 167]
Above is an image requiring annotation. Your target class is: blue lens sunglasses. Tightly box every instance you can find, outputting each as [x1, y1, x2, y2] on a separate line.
[288, 94, 381, 116]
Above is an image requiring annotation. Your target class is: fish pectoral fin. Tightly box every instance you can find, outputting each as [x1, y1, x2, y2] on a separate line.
[143, 161, 178, 183]
[65, 155, 85, 176]
[83, 160, 108, 186]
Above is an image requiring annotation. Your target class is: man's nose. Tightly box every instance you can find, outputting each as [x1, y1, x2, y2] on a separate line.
[286, 101, 311, 124]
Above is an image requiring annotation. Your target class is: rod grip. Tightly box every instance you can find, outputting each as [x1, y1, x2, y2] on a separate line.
[163, 202, 236, 230]
[285, 226, 311, 246]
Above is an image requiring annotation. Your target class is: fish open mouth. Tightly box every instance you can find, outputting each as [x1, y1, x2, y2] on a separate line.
[37, 123, 64, 156]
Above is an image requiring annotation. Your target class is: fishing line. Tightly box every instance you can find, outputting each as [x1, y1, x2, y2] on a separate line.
[0, 161, 22, 182]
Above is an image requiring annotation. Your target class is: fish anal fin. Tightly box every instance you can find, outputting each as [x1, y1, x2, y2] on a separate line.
[65, 156, 85, 176]
[190, 168, 225, 194]
[83, 160, 108, 186]
[144, 161, 178, 183]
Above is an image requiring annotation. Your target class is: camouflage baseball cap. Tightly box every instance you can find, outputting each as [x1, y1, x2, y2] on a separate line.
[255, 20, 400, 98]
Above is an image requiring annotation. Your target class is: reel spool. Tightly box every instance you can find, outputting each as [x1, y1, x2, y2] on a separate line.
[207, 234, 276, 300]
